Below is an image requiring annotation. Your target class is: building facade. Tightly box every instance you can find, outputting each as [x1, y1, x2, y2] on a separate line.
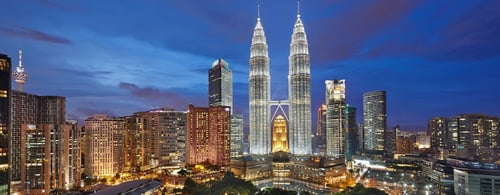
[363, 90, 387, 152]
[0, 53, 11, 194]
[230, 115, 244, 158]
[345, 106, 357, 160]
[85, 115, 125, 177]
[454, 168, 500, 195]
[21, 123, 70, 194]
[428, 117, 448, 149]
[67, 120, 82, 189]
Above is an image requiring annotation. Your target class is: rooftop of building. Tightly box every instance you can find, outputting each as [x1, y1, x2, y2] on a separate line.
[94, 179, 162, 195]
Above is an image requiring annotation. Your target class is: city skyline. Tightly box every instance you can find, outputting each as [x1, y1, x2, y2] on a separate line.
[1, 1, 499, 130]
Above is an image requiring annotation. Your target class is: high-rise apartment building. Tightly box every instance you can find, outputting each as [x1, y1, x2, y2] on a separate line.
[363, 90, 387, 152]
[325, 80, 346, 158]
[85, 115, 125, 177]
[186, 105, 231, 167]
[130, 109, 186, 169]
[249, 10, 271, 155]
[209, 58, 233, 112]
[0, 53, 11, 194]
[230, 115, 244, 158]
[288, 10, 312, 155]
[186, 106, 210, 165]
[428, 117, 448, 149]
[209, 106, 231, 166]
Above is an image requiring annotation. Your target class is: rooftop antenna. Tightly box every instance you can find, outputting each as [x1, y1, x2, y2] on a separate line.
[257, 0, 261, 20]
[18, 48, 22, 67]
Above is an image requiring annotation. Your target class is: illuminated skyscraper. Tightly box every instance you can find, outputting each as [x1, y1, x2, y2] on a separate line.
[249, 5, 271, 155]
[0, 53, 11, 194]
[325, 80, 346, 158]
[85, 115, 125, 177]
[186, 105, 231, 166]
[288, 3, 312, 155]
[363, 90, 387, 152]
[209, 58, 233, 113]
[12, 49, 28, 92]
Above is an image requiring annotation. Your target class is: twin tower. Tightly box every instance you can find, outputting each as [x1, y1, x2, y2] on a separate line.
[249, 3, 312, 155]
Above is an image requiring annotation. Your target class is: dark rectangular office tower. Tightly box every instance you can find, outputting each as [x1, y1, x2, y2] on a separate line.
[0, 53, 11, 194]
[209, 59, 233, 112]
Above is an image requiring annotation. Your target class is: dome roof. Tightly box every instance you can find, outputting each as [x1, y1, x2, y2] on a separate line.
[212, 58, 229, 69]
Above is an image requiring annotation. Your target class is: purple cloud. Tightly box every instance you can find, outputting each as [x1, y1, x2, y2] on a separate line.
[0, 26, 72, 45]
[119, 82, 206, 109]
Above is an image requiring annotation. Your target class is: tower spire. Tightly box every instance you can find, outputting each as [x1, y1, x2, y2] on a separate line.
[297, 0, 301, 18]
[13, 48, 28, 91]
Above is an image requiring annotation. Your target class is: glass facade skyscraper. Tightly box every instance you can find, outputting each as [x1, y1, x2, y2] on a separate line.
[325, 80, 346, 158]
[363, 90, 387, 152]
[209, 58, 233, 113]
[0, 53, 11, 194]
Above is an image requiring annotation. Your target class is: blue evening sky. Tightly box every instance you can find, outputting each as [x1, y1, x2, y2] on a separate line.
[1, 0, 499, 130]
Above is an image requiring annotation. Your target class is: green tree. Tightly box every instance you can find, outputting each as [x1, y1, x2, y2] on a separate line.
[182, 177, 209, 195]
[210, 171, 257, 195]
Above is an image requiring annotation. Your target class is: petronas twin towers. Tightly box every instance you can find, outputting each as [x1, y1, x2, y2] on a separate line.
[249, 3, 312, 155]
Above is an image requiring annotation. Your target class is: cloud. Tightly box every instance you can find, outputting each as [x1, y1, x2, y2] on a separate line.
[119, 82, 206, 109]
[0, 26, 72, 45]
[361, 1, 500, 62]
[37, 0, 83, 12]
